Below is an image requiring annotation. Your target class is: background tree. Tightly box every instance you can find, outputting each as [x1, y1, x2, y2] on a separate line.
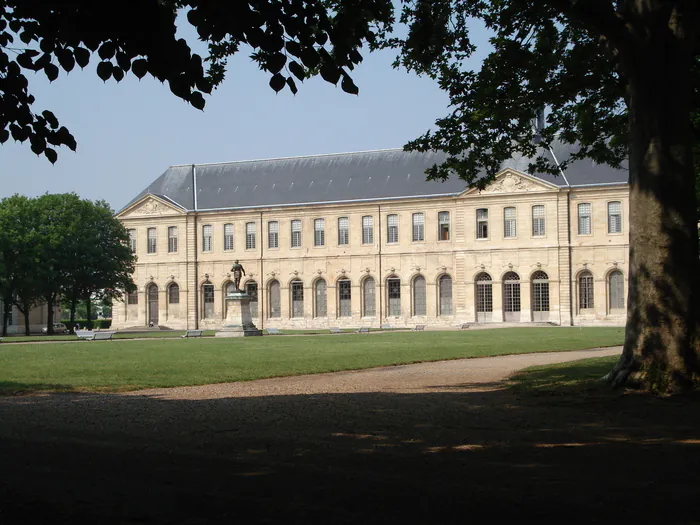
[386, 1, 700, 392]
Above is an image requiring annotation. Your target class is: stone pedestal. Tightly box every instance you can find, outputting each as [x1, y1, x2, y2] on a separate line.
[215, 292, 262, 337]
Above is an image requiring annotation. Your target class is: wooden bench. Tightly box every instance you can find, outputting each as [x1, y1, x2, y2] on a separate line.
[76, 330, 95, 340]
[459, 323, 471, 330]
[329, 327, 343, 334]
[413, 324, 425, 331]
[380, 324, 392, 330]
[266, 328, 283, 335]
[181, 329, 204, 338]
[356, 327, 370, 333]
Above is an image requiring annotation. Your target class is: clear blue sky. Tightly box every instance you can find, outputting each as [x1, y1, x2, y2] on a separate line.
[0, 18, 491, 212]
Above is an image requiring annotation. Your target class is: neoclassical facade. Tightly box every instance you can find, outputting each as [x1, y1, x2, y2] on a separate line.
[113, 147, 629, 330]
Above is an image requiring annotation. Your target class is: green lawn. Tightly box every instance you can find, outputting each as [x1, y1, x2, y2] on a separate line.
[0, 327, 623, 395]
[510, 355, 620, 393]
[0, 331, 217, 343]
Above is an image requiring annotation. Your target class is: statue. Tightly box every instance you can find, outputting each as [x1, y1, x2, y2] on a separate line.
[230, 260, 246, 292]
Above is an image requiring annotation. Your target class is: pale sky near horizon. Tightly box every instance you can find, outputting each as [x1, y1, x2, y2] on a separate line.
[0, 17, 492, 212]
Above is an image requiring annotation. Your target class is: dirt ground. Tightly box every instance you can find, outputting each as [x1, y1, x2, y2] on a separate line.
[1, 346, 698, 525]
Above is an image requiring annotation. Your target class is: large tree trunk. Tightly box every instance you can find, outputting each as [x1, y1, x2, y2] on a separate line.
[22, 303, 30, 336]
[2, 294, 10, 337]
[607, 5, 700, 392]
[86, 298, 92, 329]
[46, 294, 55, 335]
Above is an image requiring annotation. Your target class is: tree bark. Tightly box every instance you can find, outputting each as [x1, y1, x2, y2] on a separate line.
[2, 294, 10, 337]
[86, 298, 92, 329]
[46, 294, 55, 335]
[607, 4, 700, 392]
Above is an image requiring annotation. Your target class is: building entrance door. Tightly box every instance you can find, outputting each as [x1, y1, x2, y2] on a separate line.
[148, 284, 159, 326]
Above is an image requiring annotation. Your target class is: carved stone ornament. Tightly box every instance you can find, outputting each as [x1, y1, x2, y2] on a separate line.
[317, 269, 324, 275]
[132, 198, 164, 215]
[482, 173, 538, 194]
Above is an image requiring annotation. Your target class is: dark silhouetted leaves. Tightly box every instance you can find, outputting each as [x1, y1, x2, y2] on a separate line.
[112, 67, 124, 82]
[320, 63, 341, 85]
[267, 52, 287, 73]
[74, 47, 90, 69]
[289, 61, 305, 81]
[286, 77, 298, 95]
[269, 73, 286, 93]
[190, 91, 205, 110]
[131, 59, 148, 79]
[44, 147, 57, 164]
[56, 49, 75, 73]
[96, 61, 112, 81]
[98, 42, 116, 60]
[341, 75, 359, 95]
[44, 63, 59, 82]
[0, 129, 9, 143]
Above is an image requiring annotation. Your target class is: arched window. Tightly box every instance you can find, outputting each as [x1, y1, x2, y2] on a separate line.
[168, 283, 179, 304]
[579, 271, 594, 310]
[475, 273, 492, 321]
[362, 278, 376, 317]
[291, 279, 304, 318]
[439, 275, 453, 316]
[609, 270, 624, 310]
[314, 280, 327, 317]
[338, 279, 351, 317]
[246, 281, 258, 318]
[225, 282, 236, 296]
[147, 284, 159, 326]
[531, 271, 549, 321]
[387, 277, 401, 317]
[268, 280, 281, 318]
[413, 276, 426, 316]
[503, 272, 521, 321]
[202, 283, 214, 319]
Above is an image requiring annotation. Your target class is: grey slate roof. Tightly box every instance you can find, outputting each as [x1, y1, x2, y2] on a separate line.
[122, 144, 628, 213]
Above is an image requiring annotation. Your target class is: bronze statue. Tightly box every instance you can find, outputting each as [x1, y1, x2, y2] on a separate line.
[230, 260, 246, 292]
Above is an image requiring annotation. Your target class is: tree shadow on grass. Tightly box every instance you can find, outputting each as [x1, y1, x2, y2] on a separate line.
[0, 382, 698, 524]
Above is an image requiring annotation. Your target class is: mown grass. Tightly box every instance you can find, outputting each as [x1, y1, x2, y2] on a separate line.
[0, 331, 217, 343]
[509, 355, 620, 394]
[0, 327, 623, 395]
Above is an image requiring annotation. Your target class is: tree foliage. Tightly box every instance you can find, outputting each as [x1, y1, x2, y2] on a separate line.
[0, 194, 135, 335]
[0, 0, 394, 162]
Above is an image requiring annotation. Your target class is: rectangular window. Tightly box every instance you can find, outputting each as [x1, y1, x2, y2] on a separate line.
[338, 280, 352, 317]
[128, 229, 137, 253]
[387, 214, 399, 244]
[268, 221, 279, 248]
[578, 203, 592, 234]
[504, 207, 516, 238]
[245, 222, 256, 249]
[314, 218, 325, 246]
[168, 226, 178, 253]
[532, 205, 545, 236]
[127, 292, 138, 305]
[202, 224, 212, 252]
[412, 213, 424, 242]
[224, 223, 234, 251]
[203, 284, 215, 318]
[476, 209, 488, 239]
[438, 211, 450, 241]
[362, 215, 373, 244]
[147, 227, 157, 254]
[608, 201, 622, 233]
[291, 219, 302, 248]
[337, 217, 349, 246]
[387, 278, 401, 316]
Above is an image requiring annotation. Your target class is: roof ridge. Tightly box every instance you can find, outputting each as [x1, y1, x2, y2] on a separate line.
[168, 147, 408, 168]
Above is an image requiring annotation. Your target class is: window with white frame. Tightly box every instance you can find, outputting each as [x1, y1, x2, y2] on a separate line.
[504, 207, 516, 238]
[245, 222, 256, 249]
[578, 203, 592, 234]
[202, 283, 214, 318]
[438, 211, 450, 241]
[314, 218, 325, 246]
[147, 227, 157, 254]
[413, 276, 426, 316]
[362, 278, 376, 317]
[168, 226, 178, 253]
[202, 225, 212, 252]
[337, 217, 349, 245]
[387, 214, 399, 244]
[476, 209, 488, 239]
[608, 201, 622, 233]
[224, 223, 234, 250]
[291, 219, 302, 248]
[268, 221, 279, 249]
[362, 215, 373, 244]
[579, 271, 594, 309]
[532, 205, 545, 236]
[246, 281, 258, 318]
[315, 279, 327, 317]
[128, 229, 137, 253]
[412, 213, 424, 242]
[291, 280, 304, 317]
[338, 279, 352, 317]
[609, 270, 625, 309]
[387, 278, 401, 316]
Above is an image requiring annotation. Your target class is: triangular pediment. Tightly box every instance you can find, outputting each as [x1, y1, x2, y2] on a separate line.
[117, 194, 186, 219]
[460, 169, 559, 197]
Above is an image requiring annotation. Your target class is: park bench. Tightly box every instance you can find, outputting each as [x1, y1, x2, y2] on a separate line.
[459, 323, 471, 330]
[266, 328, 283, 335]
[91, 331, 115, 341]
[181, 329, 204, 338]
[414, 324, 425, 331]
[76, 330, 95, 340]
[329, 327, 343, 334]
[380, 324, 392, 330]
[0, 337, 3, 343]
[356, 327, 370, 333]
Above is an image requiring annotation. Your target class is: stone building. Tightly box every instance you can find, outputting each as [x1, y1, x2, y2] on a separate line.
[0, 301, 62, 334]
[113, 146, 628, 330]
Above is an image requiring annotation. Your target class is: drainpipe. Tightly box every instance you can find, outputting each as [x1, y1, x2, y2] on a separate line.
[192, 164, 199, 330]
[259, 210, 264, 330]
[378, 203, 383, 323]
